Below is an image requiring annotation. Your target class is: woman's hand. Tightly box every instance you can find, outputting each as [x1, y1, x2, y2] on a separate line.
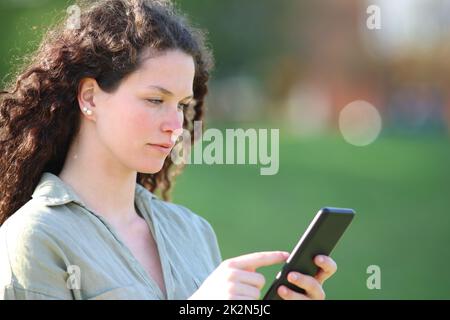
[188, 251, 290, 300]
[277, 255, 338, 300]
[188, 252, 337, 300]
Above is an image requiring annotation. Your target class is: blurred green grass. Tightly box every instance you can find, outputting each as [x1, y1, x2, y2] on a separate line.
[173, 130, 450, 299]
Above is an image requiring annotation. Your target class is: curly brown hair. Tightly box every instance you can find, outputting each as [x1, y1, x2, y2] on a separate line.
[0, 0, 214, 225]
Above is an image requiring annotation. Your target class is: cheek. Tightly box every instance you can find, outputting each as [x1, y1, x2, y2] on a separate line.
[97, 96, 150, 151]
[129, 107, 157, 137]
[97, 96, 166, 171]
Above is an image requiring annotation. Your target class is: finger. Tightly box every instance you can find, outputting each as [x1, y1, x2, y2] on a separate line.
[314, 255, 337, 284]
[228, 269, 266, 290]
[229, 283, 261, 300]
[277, 285, 310, 300]
[287, 272, 326, 300]
[227, 251, 289, 272]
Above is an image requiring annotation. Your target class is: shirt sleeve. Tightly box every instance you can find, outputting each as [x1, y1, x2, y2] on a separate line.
[1, 284, 63, 300]
[0, 221, 73, 300]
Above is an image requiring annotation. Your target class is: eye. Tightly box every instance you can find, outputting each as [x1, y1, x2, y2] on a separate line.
[146, 98, 191, 111]
[146, 99, 163, 105]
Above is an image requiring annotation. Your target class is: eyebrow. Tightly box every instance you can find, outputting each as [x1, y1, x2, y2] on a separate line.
[147, 85, 193, 100]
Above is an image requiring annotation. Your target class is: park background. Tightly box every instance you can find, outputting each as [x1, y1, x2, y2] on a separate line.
[0, 0, 449, 299]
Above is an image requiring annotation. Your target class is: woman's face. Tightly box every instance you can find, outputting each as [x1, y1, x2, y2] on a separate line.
[91, 49, 195, 174]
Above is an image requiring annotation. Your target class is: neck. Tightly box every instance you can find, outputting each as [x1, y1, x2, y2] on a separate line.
[59, 121, 139, 226]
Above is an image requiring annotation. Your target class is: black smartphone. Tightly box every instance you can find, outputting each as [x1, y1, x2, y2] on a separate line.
[262, 207, 355, 300]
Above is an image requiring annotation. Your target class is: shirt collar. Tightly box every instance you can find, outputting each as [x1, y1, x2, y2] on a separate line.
[31, 172, 157, 208]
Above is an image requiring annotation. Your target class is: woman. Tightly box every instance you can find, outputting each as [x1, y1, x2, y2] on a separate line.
[0, 0, 337, 300]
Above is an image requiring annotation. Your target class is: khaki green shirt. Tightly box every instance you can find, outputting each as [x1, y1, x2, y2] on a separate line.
[0, 172, 222, 300]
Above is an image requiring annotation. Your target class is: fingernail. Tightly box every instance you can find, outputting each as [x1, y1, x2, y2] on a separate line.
[317, 256, 324, 263]
[290, 273, 298, 281]
[280, 286, 287, 295]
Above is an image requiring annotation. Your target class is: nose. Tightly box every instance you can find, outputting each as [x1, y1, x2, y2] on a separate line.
[161, 104, 184, 136]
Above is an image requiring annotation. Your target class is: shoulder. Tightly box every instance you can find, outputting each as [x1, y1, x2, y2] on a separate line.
[1, 197, 64, 244]
[0, 197, 77, 246]
[0, 199, 72, 299]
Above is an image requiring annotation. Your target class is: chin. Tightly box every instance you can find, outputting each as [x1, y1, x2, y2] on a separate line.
[136, 159, 167, 174]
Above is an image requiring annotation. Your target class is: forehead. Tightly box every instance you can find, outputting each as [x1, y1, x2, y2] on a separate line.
[130, 49, 196, 93]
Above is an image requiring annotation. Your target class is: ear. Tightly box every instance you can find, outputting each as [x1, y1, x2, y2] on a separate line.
[77, 78, 100, 121]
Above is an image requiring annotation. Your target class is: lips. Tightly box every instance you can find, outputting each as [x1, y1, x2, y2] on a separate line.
[150, 142, 175, 149]
[146, 142, 174, 153]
